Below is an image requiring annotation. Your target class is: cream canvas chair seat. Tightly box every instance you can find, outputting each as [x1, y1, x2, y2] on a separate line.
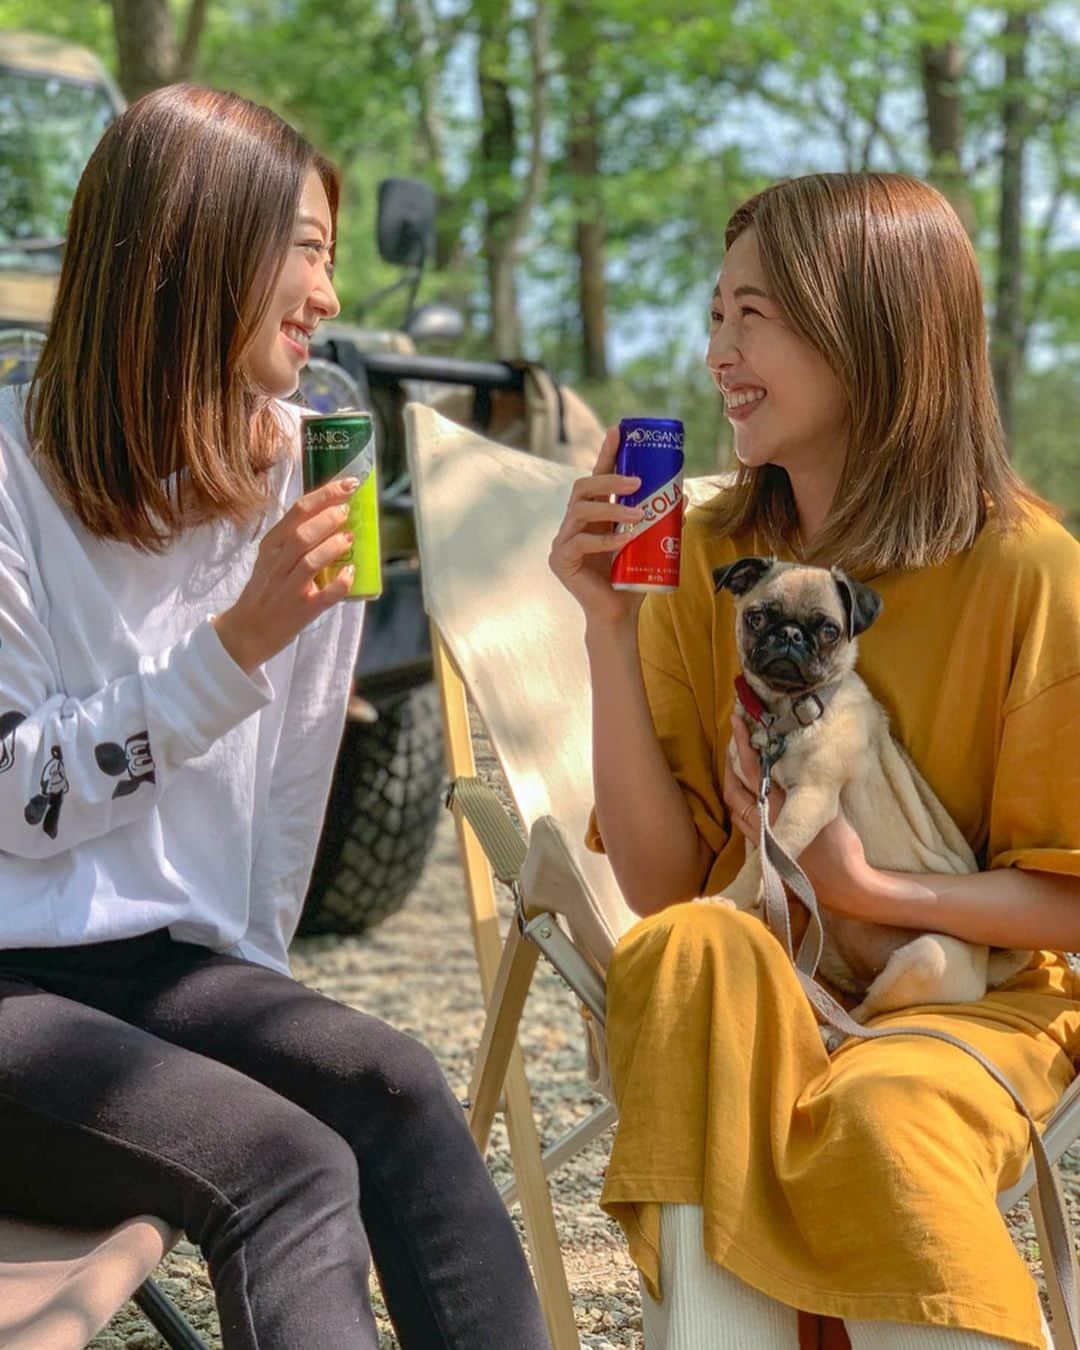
[0, 1214, 207, 1348]
[406, 403, 1080, 1349]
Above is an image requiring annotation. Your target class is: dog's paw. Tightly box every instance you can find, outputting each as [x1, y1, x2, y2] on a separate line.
[820, 1025, 847, 1054]
[694, 895, 737, 910]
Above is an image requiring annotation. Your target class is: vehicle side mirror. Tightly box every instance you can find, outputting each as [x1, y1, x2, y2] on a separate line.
[376, 179, 436, 268]
[406, 302, 465, 344]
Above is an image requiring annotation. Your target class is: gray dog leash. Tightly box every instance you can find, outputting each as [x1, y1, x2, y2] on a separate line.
[754, 754, 1080, 1349]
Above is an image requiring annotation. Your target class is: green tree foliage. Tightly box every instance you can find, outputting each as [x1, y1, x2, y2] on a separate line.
[0, 0, 1075, 512]
[196, 0, 433, 323]
[1013, 368, 1080, 531]
[0, 0, 113, 49]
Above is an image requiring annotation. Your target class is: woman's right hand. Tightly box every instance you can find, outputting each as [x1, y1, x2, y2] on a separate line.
[212, 477, 358, 674]
[549, 428, 647, 629]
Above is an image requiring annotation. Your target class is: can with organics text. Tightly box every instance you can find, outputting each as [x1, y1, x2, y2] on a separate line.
[610, 416, 685, 592]
[301, 410, 382, 600]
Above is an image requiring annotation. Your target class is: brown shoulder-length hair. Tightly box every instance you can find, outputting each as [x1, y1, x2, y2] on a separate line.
[708, 172, 1046, 573]
[26, 84, 339, 549]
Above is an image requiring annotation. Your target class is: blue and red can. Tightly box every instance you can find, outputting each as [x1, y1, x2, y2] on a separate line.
[610, 417, 685, 592]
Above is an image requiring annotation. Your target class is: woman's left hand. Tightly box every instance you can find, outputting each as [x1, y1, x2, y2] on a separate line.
[723, 715, 876, 916]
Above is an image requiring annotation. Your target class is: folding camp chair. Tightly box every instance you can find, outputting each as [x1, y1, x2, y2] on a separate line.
[406, 402, 1080, 1349]
[0, 1215, 206, 1349]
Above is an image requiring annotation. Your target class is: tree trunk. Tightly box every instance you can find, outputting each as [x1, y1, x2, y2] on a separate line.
[573, 189, 608, 382]
[110, 0, 209, 101]
[991, 8, 1032, 450]
[565, 7, 608, 382]
[920, 40, 975, 236]
[176, 0, 209, 82]
[487, 246, 522, 361]
[477, 16, 523, 358]
[111, 0, 177, 100]
[474, 1, 547, 360]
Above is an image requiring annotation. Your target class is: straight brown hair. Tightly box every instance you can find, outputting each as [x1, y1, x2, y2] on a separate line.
[709, 172, 1046, 574]
[26, 84, 339, 549]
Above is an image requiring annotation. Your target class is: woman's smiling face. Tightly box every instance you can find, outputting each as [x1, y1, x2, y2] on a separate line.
[706, 228, 849, 484]
[243, 166, 340, 399]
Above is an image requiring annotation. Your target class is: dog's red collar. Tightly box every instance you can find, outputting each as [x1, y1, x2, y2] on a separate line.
[734, 675, 839, 735]
[734, 674, 769, 726]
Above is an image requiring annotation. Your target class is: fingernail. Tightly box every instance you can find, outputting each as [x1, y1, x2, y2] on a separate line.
[341, 565, 355, 582]
[339, 502, 350, 515]
[341, 477, 360, 491]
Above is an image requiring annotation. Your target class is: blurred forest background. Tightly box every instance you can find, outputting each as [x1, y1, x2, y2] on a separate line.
[2, 0, 1076, 521]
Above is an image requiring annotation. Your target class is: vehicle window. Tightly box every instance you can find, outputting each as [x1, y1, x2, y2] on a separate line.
[0, 69, 116, 269]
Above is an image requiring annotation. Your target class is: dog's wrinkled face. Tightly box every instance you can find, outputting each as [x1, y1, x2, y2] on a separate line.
[713, 556, 883, 695]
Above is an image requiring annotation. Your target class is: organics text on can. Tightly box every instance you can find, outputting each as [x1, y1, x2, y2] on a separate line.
[301, 411, 382, 600]
[610, 417, 685, 593]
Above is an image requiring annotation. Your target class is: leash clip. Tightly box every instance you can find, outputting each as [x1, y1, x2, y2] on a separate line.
[758, 735, 787, 805]
[761, 732, 786, 773]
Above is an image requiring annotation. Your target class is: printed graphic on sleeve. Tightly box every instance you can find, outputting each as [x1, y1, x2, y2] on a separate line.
[95, 732, 156, 798]
[25, 746, 68, 839]
[0, 710, 26, 773]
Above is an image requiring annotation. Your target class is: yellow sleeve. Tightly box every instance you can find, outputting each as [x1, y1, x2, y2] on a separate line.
[585, 591, 730, 860]
[986, 517, 1080, 877]
[990, 674, 1080, 877]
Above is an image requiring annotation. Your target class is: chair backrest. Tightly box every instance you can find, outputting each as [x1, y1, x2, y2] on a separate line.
[406, 404, 723, 967]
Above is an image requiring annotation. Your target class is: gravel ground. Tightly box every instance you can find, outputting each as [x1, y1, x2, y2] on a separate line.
[89, 735, 1077, 1348]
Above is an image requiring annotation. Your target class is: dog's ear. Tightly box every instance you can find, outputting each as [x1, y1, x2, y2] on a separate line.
[713, 556, 774, 597]
[831, 567, 883, 638]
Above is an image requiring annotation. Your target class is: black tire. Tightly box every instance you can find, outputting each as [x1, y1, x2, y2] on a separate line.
[298, 683, 446, 936]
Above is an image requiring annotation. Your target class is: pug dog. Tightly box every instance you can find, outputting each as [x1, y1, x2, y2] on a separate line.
[710, 555, 1030, 1026]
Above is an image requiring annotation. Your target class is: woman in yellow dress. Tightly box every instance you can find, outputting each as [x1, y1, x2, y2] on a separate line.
[550, 172, 1080, 1350]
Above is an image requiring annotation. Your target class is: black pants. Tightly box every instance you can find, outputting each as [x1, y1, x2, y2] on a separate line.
[0, 931, 551, 1349]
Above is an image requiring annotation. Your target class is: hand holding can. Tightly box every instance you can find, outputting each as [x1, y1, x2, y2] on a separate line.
[211, 476, 358, 675]
[548, 428, 648, 626]
[301, 411, 383, 600]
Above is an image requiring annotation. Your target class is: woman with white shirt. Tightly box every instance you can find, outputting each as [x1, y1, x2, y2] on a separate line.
[0, 83, 549, 1350]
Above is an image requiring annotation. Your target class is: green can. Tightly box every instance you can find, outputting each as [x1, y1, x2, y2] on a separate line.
[301, 410, 382, 600]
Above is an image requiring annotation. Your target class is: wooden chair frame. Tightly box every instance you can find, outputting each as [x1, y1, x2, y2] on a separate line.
[433, 630, 585, 1349]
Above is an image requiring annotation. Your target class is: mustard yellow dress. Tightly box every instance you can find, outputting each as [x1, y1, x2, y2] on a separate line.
[589, 503, 1080, 1348]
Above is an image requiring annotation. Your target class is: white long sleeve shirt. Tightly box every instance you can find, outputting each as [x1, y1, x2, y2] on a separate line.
[0, 386, 363, 973]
